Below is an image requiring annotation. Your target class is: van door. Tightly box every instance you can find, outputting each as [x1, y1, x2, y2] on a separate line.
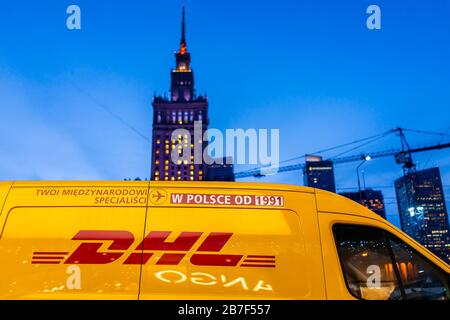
[319, 212, 450, 300]
[0, 185, 148, 300]
[139, 189, 325, 299]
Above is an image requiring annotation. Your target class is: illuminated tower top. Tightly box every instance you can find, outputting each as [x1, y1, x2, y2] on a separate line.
[179, 5, 187, 55]
[171, 5, 195, 102]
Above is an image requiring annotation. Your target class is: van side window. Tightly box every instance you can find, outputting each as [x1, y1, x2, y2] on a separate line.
[389, 235, 450, 300]
[333, 224, 449, 300]
[333, 225, 403, 300]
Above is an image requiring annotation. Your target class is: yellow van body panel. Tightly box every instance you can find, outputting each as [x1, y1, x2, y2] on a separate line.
[0, 181, 447, 300]
[0, 182, 148, 300]
[140, 187, 325, 300]
[0, 182, 12, 216]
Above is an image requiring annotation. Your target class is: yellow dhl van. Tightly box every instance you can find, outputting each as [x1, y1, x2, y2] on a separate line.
[0, 181, 448, 300]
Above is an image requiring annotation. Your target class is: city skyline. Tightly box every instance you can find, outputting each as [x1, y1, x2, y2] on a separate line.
[0, 0, 450, 229]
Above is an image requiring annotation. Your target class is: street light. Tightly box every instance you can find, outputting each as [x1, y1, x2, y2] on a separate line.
[357, 155, 372, 201]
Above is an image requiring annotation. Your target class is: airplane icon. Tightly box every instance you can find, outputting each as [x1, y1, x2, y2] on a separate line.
[151, 190, 167, 203]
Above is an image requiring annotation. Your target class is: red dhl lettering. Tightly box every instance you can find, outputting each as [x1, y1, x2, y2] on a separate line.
[31, 230, 276, 268]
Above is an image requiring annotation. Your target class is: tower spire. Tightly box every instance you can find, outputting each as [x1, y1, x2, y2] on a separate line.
[180, 4, 187, 54]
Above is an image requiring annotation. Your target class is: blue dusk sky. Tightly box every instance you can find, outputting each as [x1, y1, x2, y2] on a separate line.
[0, 0, 449, 227]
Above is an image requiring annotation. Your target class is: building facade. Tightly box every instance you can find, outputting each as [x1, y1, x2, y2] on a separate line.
[151, 8, 208, 181]
[303, 155, 336, 193]
[340, 189, 386, 219]
[395, 167, 450, 263]
[207, 157, 235, 182]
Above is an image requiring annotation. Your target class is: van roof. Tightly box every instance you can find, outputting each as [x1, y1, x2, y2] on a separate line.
[8, 181, 315, 193]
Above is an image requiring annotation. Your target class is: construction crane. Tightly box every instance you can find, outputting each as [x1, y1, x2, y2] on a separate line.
[235, 128, 450, 179]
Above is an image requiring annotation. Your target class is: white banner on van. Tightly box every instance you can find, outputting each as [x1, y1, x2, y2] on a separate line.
[170, 193, 284, 207]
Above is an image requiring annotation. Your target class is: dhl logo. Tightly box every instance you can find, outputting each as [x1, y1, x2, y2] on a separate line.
[32, 231, 276, 268]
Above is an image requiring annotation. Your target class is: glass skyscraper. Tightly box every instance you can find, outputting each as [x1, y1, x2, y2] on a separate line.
[303, 155, 336, 193]
[395, 167, 450, 263]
